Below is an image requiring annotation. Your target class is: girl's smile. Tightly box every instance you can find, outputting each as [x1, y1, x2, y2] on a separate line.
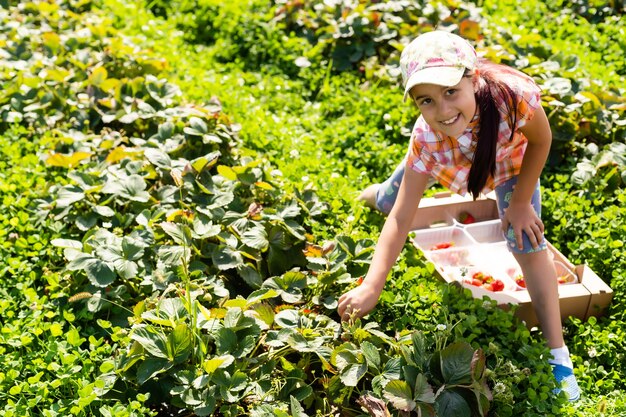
[410, 76, 477, 137]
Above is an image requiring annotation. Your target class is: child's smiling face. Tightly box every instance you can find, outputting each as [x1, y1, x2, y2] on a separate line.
[409, 75, 478, 138]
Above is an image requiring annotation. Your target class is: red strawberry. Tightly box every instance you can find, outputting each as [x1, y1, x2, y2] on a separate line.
[431, 242, 454, 250]
[491, 280, 505, 292]
[515, 275, 526, 288]
[459, 211, 476, 224]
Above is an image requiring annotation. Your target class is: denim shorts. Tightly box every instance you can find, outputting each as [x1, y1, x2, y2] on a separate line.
[494, 176, 547, 254]
[375, 163, 546, 254]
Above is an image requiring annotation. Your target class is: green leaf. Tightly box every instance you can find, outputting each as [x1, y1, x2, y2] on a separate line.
[51, 239, 83, 250]
[381, 357, 402, 380]
[93, 205, 116, 217]
[262, 271, 306, 303]
[141, 298, 187, 326]
[414, 373, 435, 403]
[361, 341, 380, 370]
[241, 226, 269, 251]
[88, 66, 108, 87]
[56, 186, 86, 208]
[340, 363, 367, 387]
[122, 236, 146, 261]
[471, 349, 486, 381]
[440, 342, 474, 385]
[144, 148, 172, 169]
[290, 395, 309, 417]
[215, 328, 238, 355]
[192, 216, 221, 239]
[246, 288, 279, 306]
[112, 258, 138, 279]
[158, 245, 189, 265]
[212, 245, 243, 270]
[384, 380, 417, 412]
[191, 151, 220, 173]
[101, 174, 150, 202]
[217, 165, 237, 180]
[137, 358, 172, 384]
[161, 222, 193, 246]
[167, 324, 192, 364]
[237, 264, 263, 289]
[131, 326, 169, 358]
[274, 309, 299, 328]
[184, 117, 208, 135]
[203, 355, 235, 374]
[251, 303, 275, 327]
[67, 254, 115, 287]
[283, 219, 306, 240]
[435, 389, 472, 417]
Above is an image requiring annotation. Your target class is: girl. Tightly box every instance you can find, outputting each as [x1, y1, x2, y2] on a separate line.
[337, 30, 580, 401]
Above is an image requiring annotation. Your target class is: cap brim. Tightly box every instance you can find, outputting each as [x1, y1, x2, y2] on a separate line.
[403, 66, 466, 102]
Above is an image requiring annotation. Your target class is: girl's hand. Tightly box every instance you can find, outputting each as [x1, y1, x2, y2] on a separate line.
[501, 201, 544, 250]
[337, 281, 382, 322]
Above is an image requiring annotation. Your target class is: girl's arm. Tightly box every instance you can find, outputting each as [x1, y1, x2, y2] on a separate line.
[337, 167, 431, 321]
[503, 104, 552, 249]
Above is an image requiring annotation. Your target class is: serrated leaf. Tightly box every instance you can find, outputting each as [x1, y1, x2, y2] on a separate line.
[434, 389, 472, 417]
[274, 309, 299, 328]
[157, 245, 189, 266]
[131, 325, 169, 358]
[217, 165, 237, 180]
[160, 222, 193, 246]
[137, 358, 172, 385]
[340, 362, 367, 387]
[67, 254, 115, 287]
[56, 186, 86, 208]
[88, 66, 108, 87]
[290, 395, 309, 417]
[440, 342, 474, 385]
[384, 380, 416, 412]
[414, 373, 435, 403]
[46, 152, 92, 168]
[167, 324, 192, 364]
[251, 303, 275, 327]
[215, 328, 237, 354]
[203, 355, 235, 374]
[144, 148, 172, 169]
[51, 239, 83, 249]
[192, 151, 220, 173]
[361, 341, 381, 369]
[93, 205, 116, 217]
[381, 357, 402, 380]
[241, 226, 269, 251]
[246, 288, 279, 306]
[212, 245, 243, 270]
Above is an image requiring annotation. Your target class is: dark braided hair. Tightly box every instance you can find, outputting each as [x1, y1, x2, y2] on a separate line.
[467, 59, 519, 199]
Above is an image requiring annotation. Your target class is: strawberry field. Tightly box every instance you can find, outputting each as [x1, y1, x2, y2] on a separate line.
[1, 0, 625, 416]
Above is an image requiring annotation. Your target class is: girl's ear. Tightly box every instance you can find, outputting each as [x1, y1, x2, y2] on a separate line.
[472, 69, 481, 93]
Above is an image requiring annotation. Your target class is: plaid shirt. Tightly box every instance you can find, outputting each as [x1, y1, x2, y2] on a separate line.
[406, 65, 542, 195]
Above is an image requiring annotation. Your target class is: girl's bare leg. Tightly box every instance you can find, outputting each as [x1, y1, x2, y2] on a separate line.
[513, 250, 564, 348]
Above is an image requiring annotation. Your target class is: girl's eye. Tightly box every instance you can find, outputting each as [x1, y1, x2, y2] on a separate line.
[445, 89, 457, 96]
[417, 98, 432, 106]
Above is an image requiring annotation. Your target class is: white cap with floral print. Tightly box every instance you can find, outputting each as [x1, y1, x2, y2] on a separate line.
[400, 30, 477, 101]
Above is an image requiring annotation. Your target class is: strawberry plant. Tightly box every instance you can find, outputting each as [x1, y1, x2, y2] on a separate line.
[2, 0, 626, 415]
